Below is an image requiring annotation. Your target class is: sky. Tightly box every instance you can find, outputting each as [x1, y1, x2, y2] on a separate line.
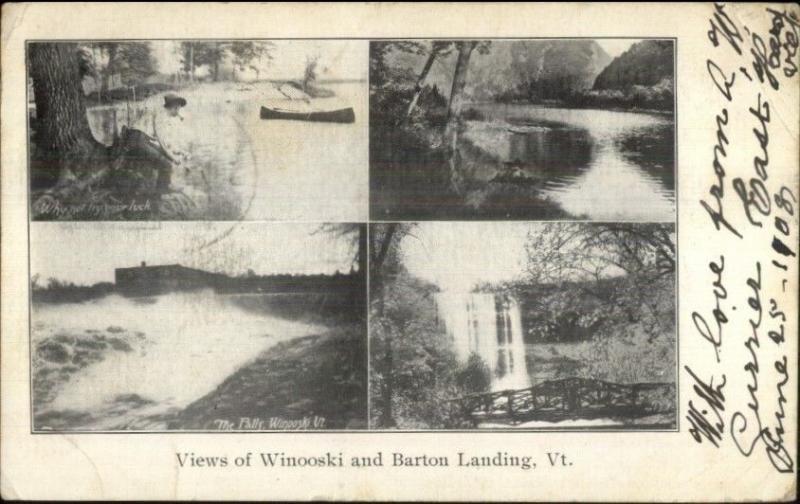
[400, 222, 639, 292]
[401, 222, 531, 292]
[149, 39, 630, 80]
[151, 40, 367, 81]
[596, 39, 639, 59]
[32, 222, 357, 285]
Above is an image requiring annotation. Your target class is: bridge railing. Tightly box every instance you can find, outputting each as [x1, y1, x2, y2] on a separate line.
[454, 377, 675, 425]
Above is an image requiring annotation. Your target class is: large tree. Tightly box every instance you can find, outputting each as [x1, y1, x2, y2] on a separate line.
[181, 41, 226, 81]
[29, 43, 108, 186]
[369, 223, 407, 427]
[404, 41, 454, 119]
[368, 223, 478, 428]
[443, 41, 490, 193]
[78, 42, 158, 102]
[228, 41, 274, 81]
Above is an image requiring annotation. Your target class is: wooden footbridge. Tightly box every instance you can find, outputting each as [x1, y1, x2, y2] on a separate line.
[456, 377, 675, 427]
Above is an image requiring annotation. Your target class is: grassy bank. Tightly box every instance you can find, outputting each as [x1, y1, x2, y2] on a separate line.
[169, 323, 367, 430]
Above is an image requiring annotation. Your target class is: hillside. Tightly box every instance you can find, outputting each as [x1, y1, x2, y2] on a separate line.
[500, 40, 611, 101]
[465, 40, 612, 102]
[379, 40, 612, 102]
[593, 40, 674, 90]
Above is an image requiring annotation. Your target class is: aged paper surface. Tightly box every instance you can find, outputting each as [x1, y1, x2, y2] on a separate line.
[1, 2, 797, 501]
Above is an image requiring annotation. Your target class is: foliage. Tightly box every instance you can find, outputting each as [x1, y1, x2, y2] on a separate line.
[369, 41, 467, 217]
[227, 41, 274, 74]
[180, 41, 224, 79]
[314, 223, 366, 273]
[493, 40, 611, 103]
[456, 353, 492, 394]
[112, 43, 158, 86]
[179, 41, 276, 81]
[369, 269, 474, 429]
[369, 224, 477, 429]
[565, 77, 674, 112]
[369, 41, 427, 88]
[593, 40, 674, 91]
[523, 223, 675, 346]
[84, 42, 158, 87]
[31, 276, 116, 304]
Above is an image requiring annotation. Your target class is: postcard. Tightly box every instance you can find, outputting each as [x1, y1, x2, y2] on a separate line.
[1, 2, 797, 502]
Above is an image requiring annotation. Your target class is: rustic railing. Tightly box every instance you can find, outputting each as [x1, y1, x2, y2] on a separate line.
[455, 377, 675, 426]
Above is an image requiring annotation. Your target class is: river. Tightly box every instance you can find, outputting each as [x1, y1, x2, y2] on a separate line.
[87, 81, 368, 221]
[32, 290, 324, 430]
[463, 104, 675, 221]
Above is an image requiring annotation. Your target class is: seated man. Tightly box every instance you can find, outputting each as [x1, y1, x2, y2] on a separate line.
[129, 93, 190, 192]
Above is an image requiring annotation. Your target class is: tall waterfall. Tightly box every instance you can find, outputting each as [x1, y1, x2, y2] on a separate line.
[435, 292, 530, 391]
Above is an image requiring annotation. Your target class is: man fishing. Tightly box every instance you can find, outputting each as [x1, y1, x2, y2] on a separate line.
[127, 92, 190, 193]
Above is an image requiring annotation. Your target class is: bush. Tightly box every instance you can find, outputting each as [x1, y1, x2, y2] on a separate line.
[456, 353, 492, 394]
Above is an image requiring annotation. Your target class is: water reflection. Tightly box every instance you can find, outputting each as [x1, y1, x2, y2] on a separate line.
[507, 123, 593, 176]
[464, 105, 675, 221]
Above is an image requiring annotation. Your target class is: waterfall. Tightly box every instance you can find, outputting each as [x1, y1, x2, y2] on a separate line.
[436, 292, 531, 391]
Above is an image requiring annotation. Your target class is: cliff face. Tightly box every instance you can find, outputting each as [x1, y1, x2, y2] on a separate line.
[376, 40, 613, 102]
[510, 40, 611, 96]
[467, 40, 612, 101]
[593, 40, 674, 90]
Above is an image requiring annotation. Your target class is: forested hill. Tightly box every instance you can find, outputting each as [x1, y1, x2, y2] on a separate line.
[379, 40, 612, 103]
[593, 40, 674, 90]
[467, 40, 612, 101]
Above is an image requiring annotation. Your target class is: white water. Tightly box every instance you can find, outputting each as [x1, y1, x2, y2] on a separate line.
[33, 290, 323, 426]
[435, 292, 530, 391]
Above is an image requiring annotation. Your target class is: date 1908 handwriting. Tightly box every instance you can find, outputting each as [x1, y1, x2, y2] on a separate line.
[690, 2, 797, 475]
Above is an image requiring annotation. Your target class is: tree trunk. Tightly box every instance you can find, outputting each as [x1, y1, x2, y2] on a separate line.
[358, 224, 367, 278]
[369, 224, 399, 428]
[382, 329, 396, 428]
[189, 44, 195, 82]
[29, 43, 106, 184]
[404, 47, 439, 120]
[102, 44, 119, 102]
[443, 41, 476, 194]
[212, 42, 221, 82]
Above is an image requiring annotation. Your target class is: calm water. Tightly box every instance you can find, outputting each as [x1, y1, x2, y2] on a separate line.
[87, 82, 368, 221]
[465, 104, 675, 221]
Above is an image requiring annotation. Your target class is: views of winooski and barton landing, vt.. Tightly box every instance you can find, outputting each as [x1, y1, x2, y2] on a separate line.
[26, 38, 677, 432]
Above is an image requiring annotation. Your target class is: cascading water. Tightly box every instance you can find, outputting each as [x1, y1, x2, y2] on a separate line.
[436, 292, 530, 391]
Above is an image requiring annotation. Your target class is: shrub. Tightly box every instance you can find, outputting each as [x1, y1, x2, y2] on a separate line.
[456, 353, 492, 394]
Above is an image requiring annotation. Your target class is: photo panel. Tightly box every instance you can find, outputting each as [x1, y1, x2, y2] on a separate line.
[30, 222, 368, 431]
[27, 40, 369, 222]
[369, 221, 677, 430]
[369, 39, 676, 221]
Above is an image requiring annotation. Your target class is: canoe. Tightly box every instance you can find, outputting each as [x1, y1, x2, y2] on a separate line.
[260, 106, 355, 123]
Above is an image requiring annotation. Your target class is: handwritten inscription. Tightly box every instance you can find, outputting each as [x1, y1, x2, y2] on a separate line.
[729, 264, 793, 473]
[689, 2, 797, 475]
